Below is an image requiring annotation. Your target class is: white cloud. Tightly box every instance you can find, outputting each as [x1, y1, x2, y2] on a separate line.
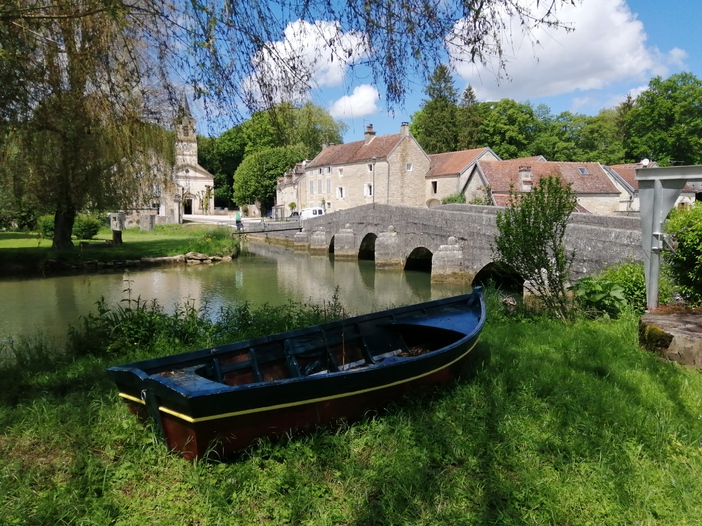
[244, 20, 369, 106]
[449, 0, 687, 102]
[328, 85, 381, 118]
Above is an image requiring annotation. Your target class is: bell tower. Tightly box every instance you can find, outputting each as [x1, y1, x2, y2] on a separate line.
[175, 93, 198, 167]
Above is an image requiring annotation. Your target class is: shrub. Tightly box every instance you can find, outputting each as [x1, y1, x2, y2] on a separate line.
[493, 176, 578, 320]
[442, 193, 466, 204]
[37, 215, 55, 238]
[72, 214, 103, 240]
[665, 203, 702, 306]
[570, 278, 628, 318]
[183, 227, 240, 257]
[573, 262, 675, 315]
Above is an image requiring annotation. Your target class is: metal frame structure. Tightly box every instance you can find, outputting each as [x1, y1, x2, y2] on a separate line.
[636, 165, 702, 309]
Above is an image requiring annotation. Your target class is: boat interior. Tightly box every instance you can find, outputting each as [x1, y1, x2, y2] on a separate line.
[194, 321, 463, 387]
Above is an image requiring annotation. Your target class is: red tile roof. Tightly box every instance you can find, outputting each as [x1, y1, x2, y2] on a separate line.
[305, 134, 404, 168]
[608, 164, 642, 190]
[427, 148, 491, 178]
[609, 163, 696, 193]
[479, 160, 620, 195]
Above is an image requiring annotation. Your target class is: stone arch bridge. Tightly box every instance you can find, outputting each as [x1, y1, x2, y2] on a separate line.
[257, 203, 642, 285]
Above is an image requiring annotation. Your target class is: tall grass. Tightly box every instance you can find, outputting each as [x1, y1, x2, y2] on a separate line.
[1, 289, 701, 525]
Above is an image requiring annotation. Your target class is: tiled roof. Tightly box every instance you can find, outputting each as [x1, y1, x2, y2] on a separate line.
[479, 160, 620, 195]
[427, 148, 490, 178]
[608, 163, 696, 193]
[608, 164, 643, 190]
[305, 134, 404, 168]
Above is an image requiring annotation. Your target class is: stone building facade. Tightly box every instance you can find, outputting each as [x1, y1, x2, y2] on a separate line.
[294, 123, 431, 213]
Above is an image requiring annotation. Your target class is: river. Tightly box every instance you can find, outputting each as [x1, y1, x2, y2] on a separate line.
[0, 242, 471, 346]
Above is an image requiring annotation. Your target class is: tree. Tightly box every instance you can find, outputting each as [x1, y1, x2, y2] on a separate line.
[477, 99, 537, 159]
[493, 176, 578, 320]
[410, 64, 459, 154]
[233, 145, 307, 209]
[0, 2, 174, 249]
[625, 73, 702, 165]
[665, 203, 702, 306]
[200, 103, 344, 208]
[456, 85, 482, 150]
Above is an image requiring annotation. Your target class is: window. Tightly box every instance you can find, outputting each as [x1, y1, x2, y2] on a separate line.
[337, 187, 345, 199]
[326, 166, 332, 173]
[406, 163, 413, 171]
[338, 168, 344, 177]
[432, 181, 438, 194]
[368, 163, 374, 172]
[317, 179, 322, 193]
[309, 180, 314, 194]
[326, 177, 331, 193]
[364, 183, 373, 197]
[578, 167, 590, 175]
[318, 168, 322, 175]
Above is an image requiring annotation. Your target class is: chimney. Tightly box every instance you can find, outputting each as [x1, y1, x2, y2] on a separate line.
[364, 124, 376, 145]
[519, 166, 532, 192]
[400, 122, 409, 137]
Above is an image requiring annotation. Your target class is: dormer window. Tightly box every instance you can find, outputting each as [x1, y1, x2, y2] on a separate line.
[578, 167, 590, 175]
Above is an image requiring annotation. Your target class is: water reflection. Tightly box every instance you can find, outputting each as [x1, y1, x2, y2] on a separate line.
[0, 241, 470, 345]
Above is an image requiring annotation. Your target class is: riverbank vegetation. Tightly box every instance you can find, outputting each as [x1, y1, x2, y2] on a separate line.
[0, 223, 240, 274]
[2, 289, 701, 525]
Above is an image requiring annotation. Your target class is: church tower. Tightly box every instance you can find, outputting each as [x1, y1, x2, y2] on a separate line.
[175, 93, 198, 168]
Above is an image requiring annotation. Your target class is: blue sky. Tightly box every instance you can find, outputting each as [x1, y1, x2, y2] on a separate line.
[199, 0, 702, 144]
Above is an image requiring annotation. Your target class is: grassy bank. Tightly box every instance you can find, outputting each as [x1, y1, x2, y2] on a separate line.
[2, 292, 702, 525]
[0, 224, 240, 273]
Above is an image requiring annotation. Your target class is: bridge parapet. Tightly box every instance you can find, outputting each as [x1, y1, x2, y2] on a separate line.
[295, 203, 642, 283]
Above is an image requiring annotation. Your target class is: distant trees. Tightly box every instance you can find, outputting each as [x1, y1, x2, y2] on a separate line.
[624, 73, 702, 166]
[199, 103, 346, 208]
[410, 69, 700, 166]
[233, 145, 307, 211]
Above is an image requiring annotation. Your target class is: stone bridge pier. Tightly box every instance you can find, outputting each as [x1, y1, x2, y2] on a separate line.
[287, 203, 643, 286]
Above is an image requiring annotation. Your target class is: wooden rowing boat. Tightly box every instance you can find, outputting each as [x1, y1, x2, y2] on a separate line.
[107, 289, 485, 459]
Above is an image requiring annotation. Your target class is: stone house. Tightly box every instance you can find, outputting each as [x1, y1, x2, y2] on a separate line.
[464, 159, 626, 214]
[425, 147, 501, 207]
[293, 123, 431, 213]
[274, 161, 308, 220]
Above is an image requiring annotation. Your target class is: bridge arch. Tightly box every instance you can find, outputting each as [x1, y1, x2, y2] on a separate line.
[405, 246, 432, 272]
[358, 233, 377, 260]
[473, 262, 524, 293]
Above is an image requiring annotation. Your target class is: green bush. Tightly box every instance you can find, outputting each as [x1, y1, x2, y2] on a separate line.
[183, 227, 240, 257]
[665, 203, 702, 306]
[72, 214, 102, 240]
[576, 262, 675, 314]
[36, 215, 55, 239]
[441, 193, 466, 204]
[570, 278, 628, 318]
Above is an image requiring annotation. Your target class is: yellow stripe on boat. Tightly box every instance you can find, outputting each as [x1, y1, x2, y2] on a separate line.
[156, 339, 479, 424]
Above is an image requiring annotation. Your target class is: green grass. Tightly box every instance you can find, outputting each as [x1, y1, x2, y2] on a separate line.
[1, 293, 702, 525]
[0, 224, 239, 271]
